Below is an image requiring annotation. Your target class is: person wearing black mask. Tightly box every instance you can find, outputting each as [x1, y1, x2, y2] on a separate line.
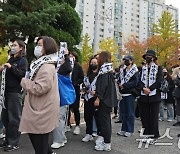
[139, 50, 163, 144]
[117, 55, 139, 137]
[82, 57, 99, 142]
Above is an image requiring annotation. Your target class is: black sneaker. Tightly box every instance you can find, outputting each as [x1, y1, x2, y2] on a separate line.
[4, 145, 19, 152]
[114, 120, 122, 123]
[173, 122, 180, 126]
[0, 142, 7, 149]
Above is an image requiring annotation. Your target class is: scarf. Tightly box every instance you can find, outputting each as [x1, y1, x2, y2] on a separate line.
[0, 68, 6, 108]
[83, 63, 113, 101]
[28, 53, 58, 80]
[120, 64, 138, 85]
[141, 62, 158, 96]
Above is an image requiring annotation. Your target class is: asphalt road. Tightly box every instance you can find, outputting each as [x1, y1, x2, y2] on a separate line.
[0, 116, 180, 154]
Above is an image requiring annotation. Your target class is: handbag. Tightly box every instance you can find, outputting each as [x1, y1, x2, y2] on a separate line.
[58, 74, 76, 106]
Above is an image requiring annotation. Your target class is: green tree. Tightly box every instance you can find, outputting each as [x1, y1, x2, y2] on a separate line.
[81, 34, 93, 64]
[0, 47, 8, 65]
[98, 37, 120, 67]
[152, 11, 178, 40]
[0, 0, 82, 62]
[150, 11, 179, 68]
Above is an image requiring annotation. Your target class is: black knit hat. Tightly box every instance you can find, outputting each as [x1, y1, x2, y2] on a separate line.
[143, 50, 157, 60]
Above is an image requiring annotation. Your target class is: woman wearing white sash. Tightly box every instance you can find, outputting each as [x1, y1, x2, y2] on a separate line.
[139, 50, 163, 143]
[117, 55, 139, 137]
[82, 57, 99, 142]
[19, 36, 59, 154]
[94, 51, 118, 151]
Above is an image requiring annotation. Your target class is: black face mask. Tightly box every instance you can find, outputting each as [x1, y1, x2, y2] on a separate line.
[163, 72, 168, 76]
[124, 59, 130, 66]
[90, 64, 98, 70]
[145, 57, 152, 64]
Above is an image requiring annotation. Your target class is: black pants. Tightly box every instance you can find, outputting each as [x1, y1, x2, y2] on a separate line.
[1, 92, 22, 146]
[139, 101, 160, 138]
[84, 98, 101, 135]
[28, 133, 52, 154]
[98, 102, 112, 143]
[68, 86, 80, 126]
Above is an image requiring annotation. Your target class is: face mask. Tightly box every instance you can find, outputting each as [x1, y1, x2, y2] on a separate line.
[10, 47, 18, 55]
[145, 57, 152, 64]
[124, 59, 130, 66]
[34, 46, 43, 58]
[90, 64, 98, 70]
[163, 72, 168, 76]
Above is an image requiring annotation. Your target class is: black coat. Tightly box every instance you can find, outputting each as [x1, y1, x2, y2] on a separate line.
[139, 66, 163, 103]
[71, 62, 84, 87]
[57, 54, 72, 76]
[5, 56, 28, 93]
[173, 77, 180, 98]
[96, 72, 118, 108]
[166, 77, 175, 104]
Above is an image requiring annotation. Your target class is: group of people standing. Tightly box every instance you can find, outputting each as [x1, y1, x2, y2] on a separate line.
[0, 35, 180, 154]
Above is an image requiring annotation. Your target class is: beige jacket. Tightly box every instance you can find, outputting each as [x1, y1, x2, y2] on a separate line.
[19, 63, 60, 134]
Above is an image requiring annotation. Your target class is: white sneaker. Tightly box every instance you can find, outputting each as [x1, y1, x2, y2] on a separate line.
[95, 143, 111, 151]
[124, 132, 133, 137]
[0, 133, 5, 139]
[95, 136, 104, 145]
[92, 132, 98, 137]
[117, 131, 125, 136]
[73, 126, 80, 135]
[82, 134, 93, 142]
[51, 142, 65, 149]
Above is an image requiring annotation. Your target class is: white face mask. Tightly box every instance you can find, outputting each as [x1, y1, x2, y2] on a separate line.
[34, 46, 43, 58]
[10, 47, 18, 55]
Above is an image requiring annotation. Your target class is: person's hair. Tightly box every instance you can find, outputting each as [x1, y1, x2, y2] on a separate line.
[37, 36, 58, 55]
[87, 57, 97, 76]
[69, 51, 79, 62]
[98, 51, 111, 67]
[14, 40, 26, 57]
[93, 54, 99, 59]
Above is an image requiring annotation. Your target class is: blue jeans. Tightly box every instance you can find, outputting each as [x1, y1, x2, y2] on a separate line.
[120, 95, 135, 133]
[159, 100, 174, 120]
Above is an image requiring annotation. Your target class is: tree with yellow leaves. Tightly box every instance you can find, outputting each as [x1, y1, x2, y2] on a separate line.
[98, 37, 120, 67]
[150, 11, 179, 68]
[81, 33, 93, 65]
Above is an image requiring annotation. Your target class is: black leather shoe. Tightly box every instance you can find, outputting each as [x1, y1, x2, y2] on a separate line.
[114, 120, 122, 123]
[173, 122, 180, 126]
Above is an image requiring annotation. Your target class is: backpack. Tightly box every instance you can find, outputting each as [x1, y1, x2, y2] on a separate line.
[160, 79, 169, 93]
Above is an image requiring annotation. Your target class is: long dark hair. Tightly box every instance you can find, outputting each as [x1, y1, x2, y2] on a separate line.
[87, 57, 97, 76]
[97, 51, 111, 68]
[14, 40, 26, 57]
